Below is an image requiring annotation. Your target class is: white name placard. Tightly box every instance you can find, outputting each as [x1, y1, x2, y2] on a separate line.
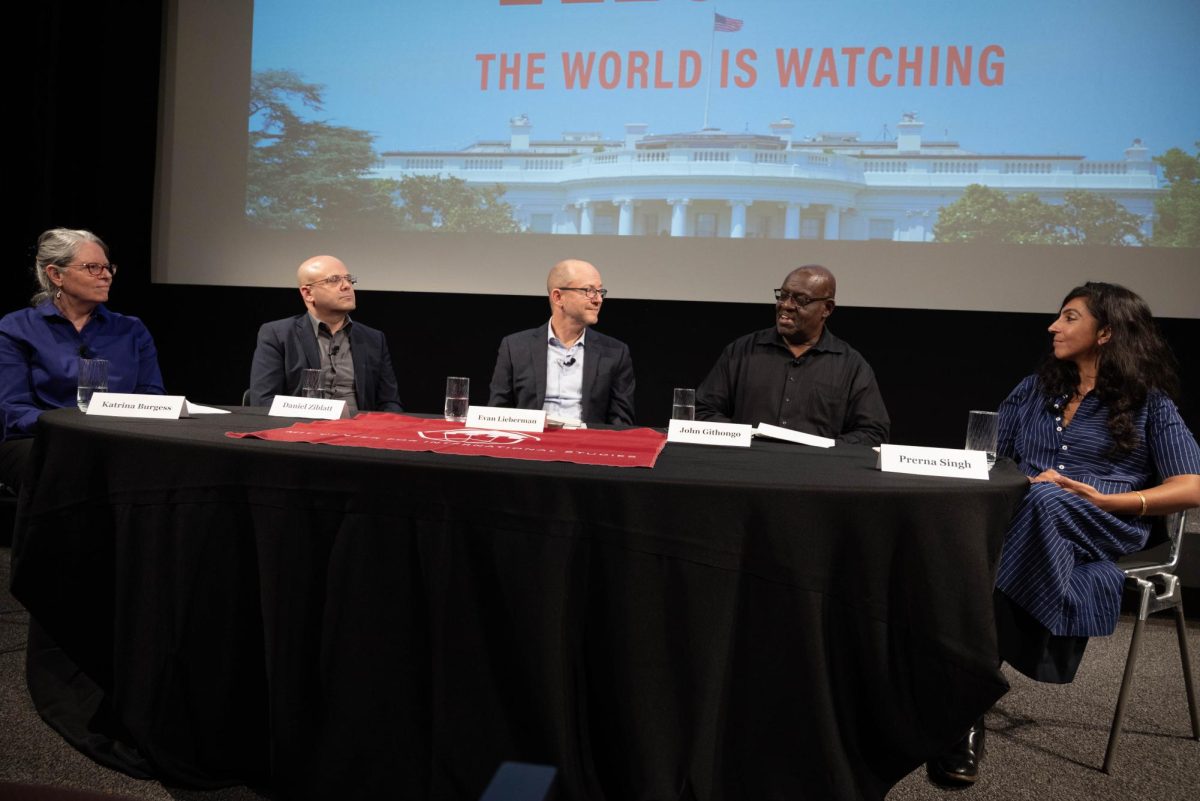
[268, 395, 347, 420]
[878, 444, 990, 480]
[466, 405, 546, 432]
[86, 393, 187, 419]
[668, 419, 754, 447]
[754, 422, 836, 448]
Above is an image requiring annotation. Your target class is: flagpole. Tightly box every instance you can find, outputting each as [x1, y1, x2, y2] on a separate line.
[703, 17, 716, 129]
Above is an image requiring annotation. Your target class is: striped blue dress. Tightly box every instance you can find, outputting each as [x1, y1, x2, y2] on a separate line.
[995, 375, 1200, 637]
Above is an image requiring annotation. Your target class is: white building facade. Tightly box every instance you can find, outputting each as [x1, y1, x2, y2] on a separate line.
[375, 113, 1159, 241]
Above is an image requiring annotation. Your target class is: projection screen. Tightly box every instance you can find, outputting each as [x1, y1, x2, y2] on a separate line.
[153, 0, 1200, 316]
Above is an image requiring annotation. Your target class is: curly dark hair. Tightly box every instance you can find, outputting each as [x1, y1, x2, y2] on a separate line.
[1038, 281, 1180, 457]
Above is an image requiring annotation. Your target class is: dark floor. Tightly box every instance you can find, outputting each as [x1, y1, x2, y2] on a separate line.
[1, 544, 1197, 800]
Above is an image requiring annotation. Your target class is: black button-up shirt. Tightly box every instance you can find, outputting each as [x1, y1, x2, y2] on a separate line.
[695, 327, 889, 446]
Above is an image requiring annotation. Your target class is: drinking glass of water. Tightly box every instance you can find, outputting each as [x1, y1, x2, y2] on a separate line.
[77, 358, 109, 412]
[672, 388, 696, 421]
[444, 376, 470, 422]
[299, 368, 326, 398]
[965, 410, 999, 468]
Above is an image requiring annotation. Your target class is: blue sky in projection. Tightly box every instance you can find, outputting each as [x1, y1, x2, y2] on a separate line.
[251, 0, 1200, 160]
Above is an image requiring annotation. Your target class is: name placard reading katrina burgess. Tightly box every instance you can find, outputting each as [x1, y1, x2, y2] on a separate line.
[86, 393, 187, 419]
[878, 444, 990, 480]
[667, 419, 753, 447]
[268, 395, 346, 420]
[466, 405, 546, 432]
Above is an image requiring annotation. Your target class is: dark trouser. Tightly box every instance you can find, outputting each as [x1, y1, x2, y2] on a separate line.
[995, 588, 1089, 684]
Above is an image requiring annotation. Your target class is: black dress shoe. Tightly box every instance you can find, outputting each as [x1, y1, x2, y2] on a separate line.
[927, 717, 986, 787]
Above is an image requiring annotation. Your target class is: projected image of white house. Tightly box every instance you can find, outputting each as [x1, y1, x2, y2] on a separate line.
[246, 0, 1199, 248]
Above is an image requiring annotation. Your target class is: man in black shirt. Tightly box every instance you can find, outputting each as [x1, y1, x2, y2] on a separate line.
[695, 265, 889, 446]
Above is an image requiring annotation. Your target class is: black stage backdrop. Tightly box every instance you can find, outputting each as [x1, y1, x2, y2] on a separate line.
[10, 0, 1198, 445]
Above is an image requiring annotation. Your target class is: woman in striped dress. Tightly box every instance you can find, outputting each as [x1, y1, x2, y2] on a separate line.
[929, 281, 1200, 786]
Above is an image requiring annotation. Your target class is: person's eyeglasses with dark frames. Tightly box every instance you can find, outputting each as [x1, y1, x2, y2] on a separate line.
[63, 262, 118, 277]
[304, 274, 358, 289]
[774, 289, 833, 307]
[558, 286, 608, 300]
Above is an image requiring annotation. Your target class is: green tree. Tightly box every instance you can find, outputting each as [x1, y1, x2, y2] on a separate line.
[934, 184, 1144, 246]
[1152, 145, 1200, 247]
[247, 69, 405, 229]
[396, 175, 521, 233]
[1058, 190, 1145, 246]
[933, 185, 1062, 244]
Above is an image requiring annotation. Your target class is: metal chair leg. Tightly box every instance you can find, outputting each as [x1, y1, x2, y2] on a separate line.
[1103, 594, 1149, 774]
[1173, 602, 1200, 740]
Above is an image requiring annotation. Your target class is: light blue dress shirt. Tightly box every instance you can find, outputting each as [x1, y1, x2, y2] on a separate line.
[544, 321, 585, 421]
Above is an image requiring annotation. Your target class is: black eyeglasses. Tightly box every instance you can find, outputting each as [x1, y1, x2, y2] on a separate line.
[558, 286, 608, 300]
[774, 289, 833, 307]
[304, 274, 358, 289]
[63, 262, 118, 277]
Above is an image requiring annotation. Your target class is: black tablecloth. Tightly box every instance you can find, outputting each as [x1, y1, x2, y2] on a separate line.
[11, 408, 1028, 801]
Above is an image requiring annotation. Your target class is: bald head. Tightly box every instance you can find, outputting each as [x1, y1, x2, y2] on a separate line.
[546, 259, 598, 294]
[297, 255, 356, 326]
[784, 265, 836, 299]
[297, 255, 348, 287]
[775, 264, 837, 348]
[546, 258, 604, 341]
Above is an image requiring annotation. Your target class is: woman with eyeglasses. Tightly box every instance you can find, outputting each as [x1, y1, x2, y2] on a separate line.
[0, 228, 164, 488]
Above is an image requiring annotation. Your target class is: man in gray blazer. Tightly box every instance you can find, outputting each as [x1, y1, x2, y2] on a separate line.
[488, 259, 635, 425]
[248, 255, 402, 413]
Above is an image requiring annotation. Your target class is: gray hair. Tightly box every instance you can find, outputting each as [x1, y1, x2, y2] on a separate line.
[31, 228, 109, 305]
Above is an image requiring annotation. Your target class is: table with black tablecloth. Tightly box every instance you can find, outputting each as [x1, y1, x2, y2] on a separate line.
[11, 408, 1028, 800]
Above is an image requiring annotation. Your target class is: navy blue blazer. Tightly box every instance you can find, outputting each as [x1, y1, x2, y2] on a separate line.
[488, 324, 635, 425]
[248, 314, 403, 412]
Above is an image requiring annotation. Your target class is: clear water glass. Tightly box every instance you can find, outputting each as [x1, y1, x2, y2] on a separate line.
[77, 358, 109, 412]
[445, 376, 469, 422]
[672, 388, 696, 421]
[966, 410, 999, 468]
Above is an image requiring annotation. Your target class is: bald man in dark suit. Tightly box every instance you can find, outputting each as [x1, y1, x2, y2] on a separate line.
[488, 259, 635, 425]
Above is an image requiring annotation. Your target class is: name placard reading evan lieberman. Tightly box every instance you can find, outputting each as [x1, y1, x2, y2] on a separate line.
[465, 405, 546, 432]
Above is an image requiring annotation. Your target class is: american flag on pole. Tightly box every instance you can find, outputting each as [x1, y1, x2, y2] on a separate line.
[713, 13, 743, 32]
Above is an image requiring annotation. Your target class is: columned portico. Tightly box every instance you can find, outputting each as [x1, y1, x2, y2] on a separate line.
[577, 200, 594, 235]
[668, 198, 690, 237]
[614, 198, 635, 236]
[380, 114, 1160, 243]
[784, 202, 806, 240]
[728, 200, 749, 239]
[823, 206, 842, 240]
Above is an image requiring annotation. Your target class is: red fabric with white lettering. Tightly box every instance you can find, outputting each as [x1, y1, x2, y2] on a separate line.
[227, 413, 667, 468]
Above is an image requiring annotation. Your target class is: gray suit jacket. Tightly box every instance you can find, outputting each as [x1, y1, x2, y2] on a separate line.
[488, 324, 635, 425]
[248, 314, 403, 411]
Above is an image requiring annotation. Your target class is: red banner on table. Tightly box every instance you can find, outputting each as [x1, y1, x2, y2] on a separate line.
[227, 413, 667, 468]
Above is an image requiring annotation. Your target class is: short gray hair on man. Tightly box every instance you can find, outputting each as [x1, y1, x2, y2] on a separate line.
[31, 228, 109, 305]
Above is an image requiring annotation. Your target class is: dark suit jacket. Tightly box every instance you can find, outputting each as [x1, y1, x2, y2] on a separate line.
[248, 314, 403, 412]
[488, 324, 635, 425]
